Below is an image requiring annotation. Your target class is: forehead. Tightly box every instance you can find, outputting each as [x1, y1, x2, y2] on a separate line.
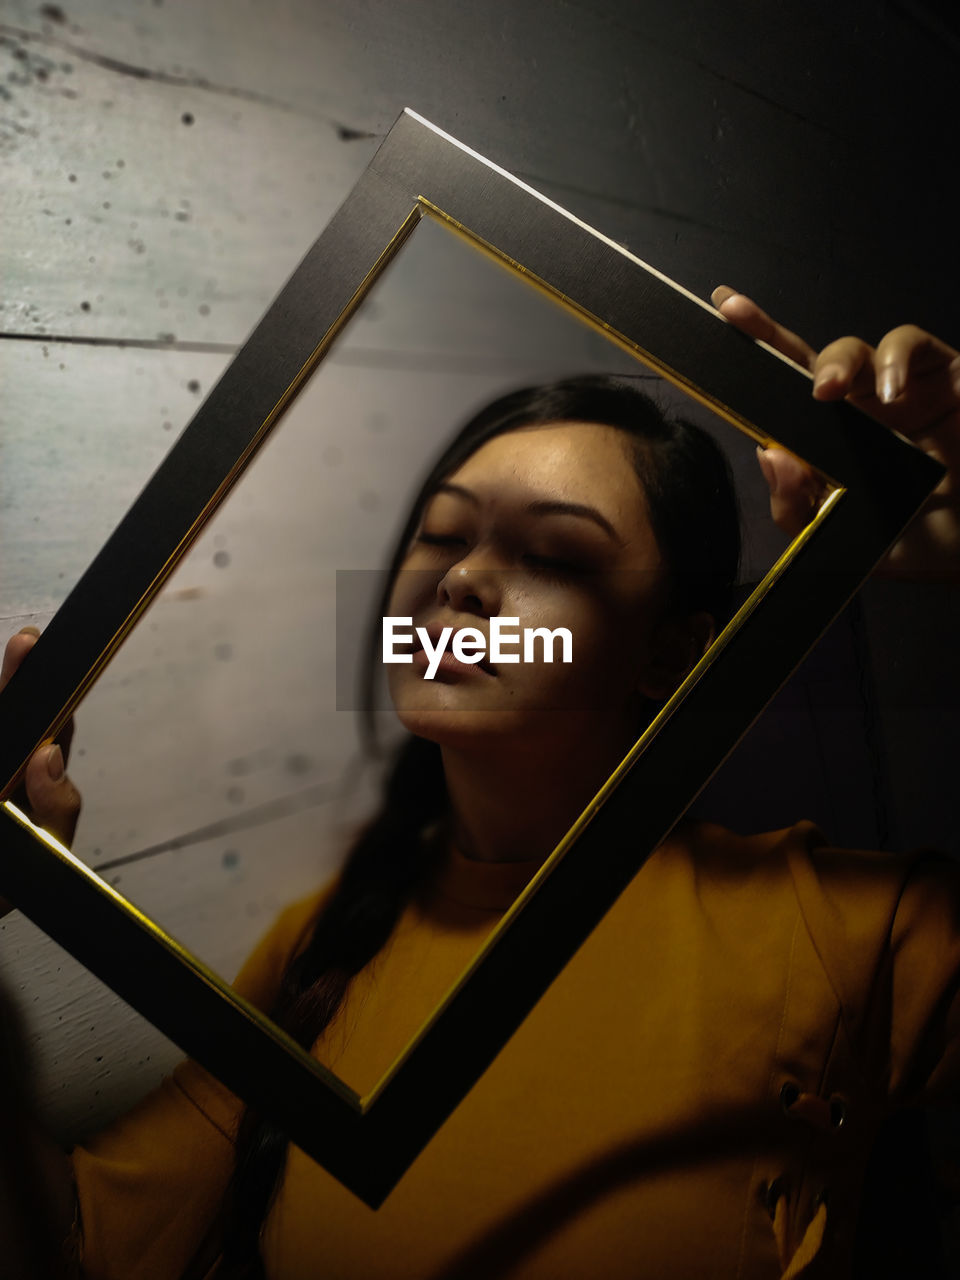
[445, 421, 647, 514]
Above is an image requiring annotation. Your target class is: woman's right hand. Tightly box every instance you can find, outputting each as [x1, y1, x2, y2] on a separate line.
[1, 629, 82, 918]
[711, 286, 960, 582]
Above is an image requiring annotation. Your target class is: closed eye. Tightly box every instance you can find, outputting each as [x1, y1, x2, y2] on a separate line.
[416, 536, 584, 576]
[416, 533, 467, 548]
[523, 554, 583, 576]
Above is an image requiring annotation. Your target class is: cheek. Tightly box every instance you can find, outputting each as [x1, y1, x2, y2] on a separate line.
[520, 582, 641, 652]
[546, 590, 657, 693]
[499, 592, 630, 698]
[387, 564, 437, 617]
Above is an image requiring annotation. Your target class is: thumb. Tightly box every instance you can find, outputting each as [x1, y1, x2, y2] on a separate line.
[1, 628, 40, 691]
[756, 446, 826, 537]
[21, 744, 82, 849]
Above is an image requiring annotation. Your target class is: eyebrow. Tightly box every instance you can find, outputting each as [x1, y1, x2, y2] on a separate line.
[430, 482, 624, 544]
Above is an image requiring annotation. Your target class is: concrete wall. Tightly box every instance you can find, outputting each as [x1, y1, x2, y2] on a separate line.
[1, 1, 957, 1253]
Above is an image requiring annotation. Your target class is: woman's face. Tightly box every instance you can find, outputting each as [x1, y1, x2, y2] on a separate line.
[385, 422, 705, 753]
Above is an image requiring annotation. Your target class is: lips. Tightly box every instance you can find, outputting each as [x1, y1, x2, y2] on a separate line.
[416, 620, 498, 676]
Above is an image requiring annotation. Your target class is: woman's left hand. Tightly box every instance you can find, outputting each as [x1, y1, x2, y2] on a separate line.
[711, 285, 960, 582]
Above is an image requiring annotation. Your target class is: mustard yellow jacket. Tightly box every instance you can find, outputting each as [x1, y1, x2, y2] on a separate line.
[70, 820, 960, 1278]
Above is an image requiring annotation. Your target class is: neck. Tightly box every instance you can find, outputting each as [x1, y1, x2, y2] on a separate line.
[439, 719, 636, 864]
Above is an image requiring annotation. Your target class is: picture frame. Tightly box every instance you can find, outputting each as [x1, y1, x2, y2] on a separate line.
[0, 108, 943, 1206]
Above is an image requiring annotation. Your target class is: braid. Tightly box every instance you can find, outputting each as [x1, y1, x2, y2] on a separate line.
[215, 734, 447, 1274]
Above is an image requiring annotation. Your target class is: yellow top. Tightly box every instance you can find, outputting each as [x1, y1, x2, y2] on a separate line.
[70, 819, 960, 1279]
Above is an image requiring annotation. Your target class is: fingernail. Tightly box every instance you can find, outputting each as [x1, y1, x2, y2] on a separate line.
[813, 364, 844, 394]
[756, 446, 779, 496]
[45, 744, 64, 781]
[878, 365, 902, 405]
[18, 626, 40, 638]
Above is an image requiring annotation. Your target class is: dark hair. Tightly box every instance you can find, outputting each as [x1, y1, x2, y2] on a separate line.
[211, 376, 740, 1276]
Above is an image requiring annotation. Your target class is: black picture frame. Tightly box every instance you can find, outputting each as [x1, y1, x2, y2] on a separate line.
[0, 109, 943, 1206]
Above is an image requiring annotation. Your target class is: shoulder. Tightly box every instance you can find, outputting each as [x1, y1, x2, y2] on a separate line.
[111, 884, 337, 1141]
[229, 883, 334, 1012]
[661, 815, 959, 914]
[655, 815, 960, 982]
[661, 818, 960, 1095]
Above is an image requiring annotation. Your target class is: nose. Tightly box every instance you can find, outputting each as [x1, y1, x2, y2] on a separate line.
[437, 558, 503, 617]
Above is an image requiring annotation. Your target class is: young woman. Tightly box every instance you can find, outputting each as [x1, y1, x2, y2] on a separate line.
[3, 288, 959, 1280]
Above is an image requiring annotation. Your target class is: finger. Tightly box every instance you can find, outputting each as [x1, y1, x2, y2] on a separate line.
[873, 324, 960, 405]
[0, 628, 40, 692]
[757, 446, 826, 537]
[1, 630, 75, 772]
[22, 745, 82, 848]
[810, 337, 876, 401]
[710, 286, 818, 372]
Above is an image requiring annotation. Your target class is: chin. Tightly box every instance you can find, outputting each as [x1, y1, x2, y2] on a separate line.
[391, 694, 610, 756]
[394, 703, 534, 749]
[387, 668, 632, 752]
